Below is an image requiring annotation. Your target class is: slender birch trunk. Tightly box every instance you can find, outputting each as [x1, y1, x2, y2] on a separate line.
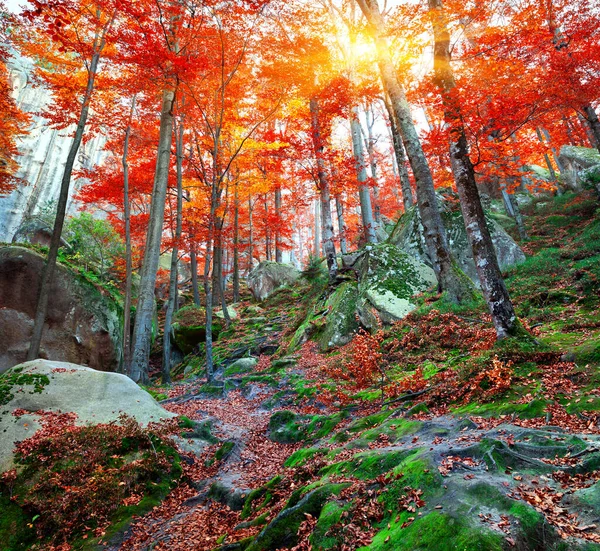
[162, 118, 184, 384]
[122, 95, 136, 373]
[309, 96, 337, 281]
[129, 88, 176, 384]
[429, 0, 518, 338]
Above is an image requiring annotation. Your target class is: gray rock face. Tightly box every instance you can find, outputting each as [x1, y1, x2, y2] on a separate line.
[0, 52, 106, 242]
[0, 360, 176, 472]
[558, 145, 600, 193]
[247, 261, 300, 301]
[0, 246, 122, 373]
[389, 202, 525, 285]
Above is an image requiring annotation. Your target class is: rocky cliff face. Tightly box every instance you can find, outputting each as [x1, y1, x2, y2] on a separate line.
[0, 52, 106, 242]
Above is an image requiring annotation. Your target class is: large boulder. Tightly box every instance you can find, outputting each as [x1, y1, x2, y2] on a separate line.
[311, 244, 436, 350]
[0, 246, 123, 373]
[355, 243, 437, 331]
[0, 360, 176, 472]
[558, 145, 600, 194]
[389, 200, 525, 285]
[247, 261, 301, 301]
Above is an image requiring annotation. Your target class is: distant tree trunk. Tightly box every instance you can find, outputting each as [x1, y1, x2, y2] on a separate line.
[582, 105, 600, 152]
[233, 181, 240, 303]
[383, 95, 414, 210]
[535, 128, 559, 183]
[121, 96, 136, 374]
[350, 109, 378, 243]
[335, 195, 348, 255]
[362, 105, 381, 224]
[129, 88, 176, 384]
[203, 236, 215, 382]
[190, 244, 201, 306]
[275, 186, 282, 262]
[162, 118, 184, 384]
[429, 0, 518, 338]
[356, 0, 472, 303]
[313, 199, 321, 258]
[27, 34, 108, 361]
[248, 197, 254, 273]
[264, 195, 271, 261]
[309, 97, 338, 281]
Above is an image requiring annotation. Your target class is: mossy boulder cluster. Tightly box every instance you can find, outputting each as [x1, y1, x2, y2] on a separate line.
[559, 145, 600, 194]
[389, 198, 526, 286]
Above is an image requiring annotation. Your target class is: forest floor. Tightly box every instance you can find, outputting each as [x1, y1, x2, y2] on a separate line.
[107, 191, 600, 551]
[2, 192, 600, 551]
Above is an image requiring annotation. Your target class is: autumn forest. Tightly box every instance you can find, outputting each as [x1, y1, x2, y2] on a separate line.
[0, 0, 600, 549]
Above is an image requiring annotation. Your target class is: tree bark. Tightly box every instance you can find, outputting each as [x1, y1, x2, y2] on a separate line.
[363, 105, 381, 224]
[428, 0, 518, 338]
[275, 186, 282, 262]
[27, 27, 110, 361]
[129, 88, 176, 384]
[582, 104, 600, 153]
[190, 245, 201, 306]
[383, 95, 414, 210]
[233, 180, 240, 303]
[122, 96, 136, 374]
[309, 97, 337, 281]
[356, 0, 471, 303]
[335, 195, 348, 255]
[162, 118, 184, 384]
[350, 109, 378, 244]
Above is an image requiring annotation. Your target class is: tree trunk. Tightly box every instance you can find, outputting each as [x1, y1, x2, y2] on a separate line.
[248, 197, 254, 273]
[275, 186, 282, 262]
[313, 199, 321, 258]
[582, 104, 600, 152]
[335, 195, 348, 255]
[429, 0, 517, 338]
[162, 119, 184, 384]
[309, 97, 337, 281]
[363, 106, 381, 224]
[383, 95, 414, 210]
[350, 109, 378, 244]
[191, 245, 201, 306]
[233, 181, 240, 303]
[27, 42, 106, 361]
[203, 237, 215, 382]
[122, 96, 136, 374]
[356, 0, 471, 303]
[129, 88, 176, 384]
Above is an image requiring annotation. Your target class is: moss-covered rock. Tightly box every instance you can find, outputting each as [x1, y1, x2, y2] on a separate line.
[247, 261, 300, 302]
[389, 198, 526, 286]
[355, 243, 437, 330]
[172, 304, 222, 354]
[317, 281, 360, 351]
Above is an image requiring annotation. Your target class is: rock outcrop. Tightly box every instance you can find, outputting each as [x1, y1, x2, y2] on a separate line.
[0, 52, 106, 243]
[0, 246, 122, 373]
[0, 360, 176, 472]
[294, 244, 436, 351]
[558, 145, 600, 195]
[171, 304, 222, 354]
[247, 261, 301, 301]
[390, 199, 525, 285]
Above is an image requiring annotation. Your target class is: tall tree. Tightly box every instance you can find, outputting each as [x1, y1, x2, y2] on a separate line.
[428, 0, 518, 338]
[24, 1, 118, 360]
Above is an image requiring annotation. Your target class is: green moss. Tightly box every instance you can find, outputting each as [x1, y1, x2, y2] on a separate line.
[0, 494, 36, 551]
[319, 449, 413, 480]
[284, 448, 324, 468]
[365, 510, 505, 551]
[215, 441, 235, 462]
[310, 500, 351, 551]
[453, 398, 548, 419]
[241, 476, 283, 520]
[0, 368, 50, 406]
